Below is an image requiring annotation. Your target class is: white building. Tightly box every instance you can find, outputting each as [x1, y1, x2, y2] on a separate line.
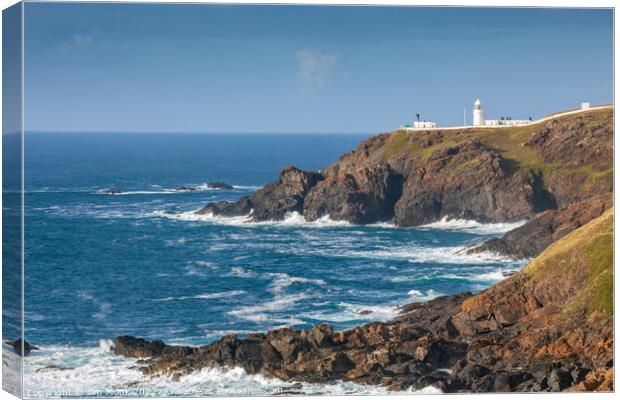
[472, 99, 531, 127]
[472, 99, 485, 126]
[581, 102, 591, 110]
[401, 120, 436, 130]
[413, 121, 436, 128]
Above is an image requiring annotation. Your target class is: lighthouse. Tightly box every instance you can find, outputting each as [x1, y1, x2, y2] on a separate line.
[473, 98, 485, 126]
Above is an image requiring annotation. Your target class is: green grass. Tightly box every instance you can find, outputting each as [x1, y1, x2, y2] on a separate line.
[520, 208, 614, 324]
[381, 108, 613, 198]
[383, 131, 411, 157]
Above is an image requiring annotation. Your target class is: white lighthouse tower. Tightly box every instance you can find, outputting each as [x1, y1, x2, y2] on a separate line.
[473, 98, 485, 126]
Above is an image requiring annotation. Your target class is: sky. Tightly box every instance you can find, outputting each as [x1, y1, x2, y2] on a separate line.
[23, 4, 613, 133]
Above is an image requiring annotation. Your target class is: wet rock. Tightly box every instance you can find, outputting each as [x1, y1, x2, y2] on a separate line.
[114, 336, 167, 358]
[206, 182, 234, 190]
[468, 194, 612, 259]
[304, 162, 404, 224]
[172, 186, 197, 192]
[102, 188, 122, 195]
[6, 339, 39, 356]
[196, 167, 323, 221]
[548, 368, 573, 391]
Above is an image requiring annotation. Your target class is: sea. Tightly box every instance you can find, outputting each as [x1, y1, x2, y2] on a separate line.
[4, 132, 527, 397]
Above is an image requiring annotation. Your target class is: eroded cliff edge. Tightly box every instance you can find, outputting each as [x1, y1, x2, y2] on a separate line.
[197, 108, 612, 228]
[114, 209, 613, 392]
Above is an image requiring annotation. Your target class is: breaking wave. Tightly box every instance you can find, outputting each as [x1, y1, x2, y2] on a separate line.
[153, 210, 353, 228]
[420, 216, 526, 235]
[343, 245, 519, 264]
[155, 290, 247, 302]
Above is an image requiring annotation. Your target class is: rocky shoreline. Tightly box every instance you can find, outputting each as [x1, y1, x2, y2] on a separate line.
[113, 108, 613, 392]
[112, 209, 613, 393]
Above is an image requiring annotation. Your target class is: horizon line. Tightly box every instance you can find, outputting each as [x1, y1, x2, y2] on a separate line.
[22, 130, 378, 135]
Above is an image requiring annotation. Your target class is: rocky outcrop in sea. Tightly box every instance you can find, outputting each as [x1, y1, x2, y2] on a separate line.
[195, 108, 612, 232]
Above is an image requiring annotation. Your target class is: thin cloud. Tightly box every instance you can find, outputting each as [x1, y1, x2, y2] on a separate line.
[295, 48, 340, 88]
[71, 33, 94, 47]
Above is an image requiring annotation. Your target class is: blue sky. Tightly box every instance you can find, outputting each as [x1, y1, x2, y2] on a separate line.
[24, 4, 613, 133]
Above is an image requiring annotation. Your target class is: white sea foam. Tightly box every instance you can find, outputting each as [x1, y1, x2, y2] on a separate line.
[97, 183, 253, 196]
[156, 290, 247, 302]
[443, 268, 518, 282]
[154, 210, 352, 228]
[229, 266, 256, 278]
[344, 244, 519, 265]
[265, 272, 326, 294]
[301, 303, 400, 323]
[407, 289, 443, 301]
[227, 292, 310, 324]
[419, 216, 527, 235]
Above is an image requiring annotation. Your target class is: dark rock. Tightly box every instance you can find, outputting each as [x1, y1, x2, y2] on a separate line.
[468, 194, 612, 259]
[393, 142, 550, 226]
[6, 339, 39, 356]
[35, 365, 74, 373]
[196, 167, 323, 221]
[113, 336, 167, 358]
[207, 182, 234, 190]
[548, 368, 573, 391]
[102, 188, 122, 195]
[304, 163, 403, 224]
[171, 186, 197, 192]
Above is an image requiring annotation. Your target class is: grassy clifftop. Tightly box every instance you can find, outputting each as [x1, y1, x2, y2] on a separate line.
[381, 108, 612, 200]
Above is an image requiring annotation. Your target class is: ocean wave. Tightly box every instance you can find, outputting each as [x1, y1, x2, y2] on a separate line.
[96, 183, 258, 197]
[436, 268, 519, 283]
[419, 216, 526, 235]
[300, 302, 400, 324]
[265, 272, 326, 294]
[155, 210, 352, 228]
[227, 292, 310, 324]
[156, 290, 246, 302]
[407, 289, 443, 301]
[345, 245, 520, 265]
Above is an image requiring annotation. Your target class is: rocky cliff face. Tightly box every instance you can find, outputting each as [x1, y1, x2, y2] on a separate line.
[113, 209, 613, 392]
[467, 193, 613, 259]
[196, 108, 612, 227]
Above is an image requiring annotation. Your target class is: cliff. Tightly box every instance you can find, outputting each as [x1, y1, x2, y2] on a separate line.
[113, 209, 613, 392]
[197, 107, 612, 227]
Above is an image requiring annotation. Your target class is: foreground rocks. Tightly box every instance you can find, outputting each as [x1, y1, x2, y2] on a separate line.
[193, 108, 612, 226]
[114, 210, 614, 393]
[467, 193, 613, 259]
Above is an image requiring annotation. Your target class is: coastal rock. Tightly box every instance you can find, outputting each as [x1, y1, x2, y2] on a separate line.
[467, 193, 613, 259]
[194, 109, 611, 227]
[196, 166, 323, 221]
[525, 113, 613, 208]
[303, 162, 403, 224]
[6, 339, 39, 356]
[172, 186, 197, 192]
[392, 141, 549, 226]
[102, 188, 122, 195]
[206, 182, 234, 190]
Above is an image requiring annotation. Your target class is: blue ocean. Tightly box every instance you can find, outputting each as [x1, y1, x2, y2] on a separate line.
[13, 133, 526, 396]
